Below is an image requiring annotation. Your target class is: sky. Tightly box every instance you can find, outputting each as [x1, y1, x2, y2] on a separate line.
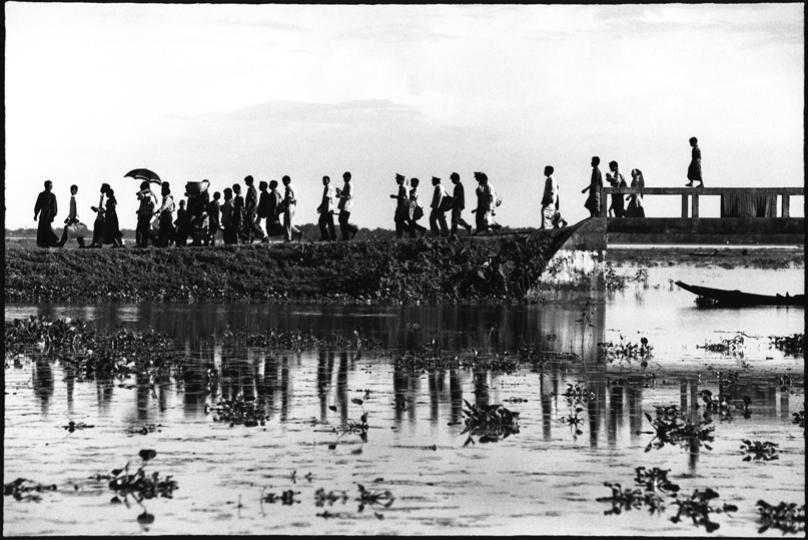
[4, 2, 804, 230]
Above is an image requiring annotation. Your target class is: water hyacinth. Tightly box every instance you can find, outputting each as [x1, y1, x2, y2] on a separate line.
[460, 400, 520, 445]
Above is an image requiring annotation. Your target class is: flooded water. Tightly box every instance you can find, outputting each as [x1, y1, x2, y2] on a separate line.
[4, 265, 804, 536]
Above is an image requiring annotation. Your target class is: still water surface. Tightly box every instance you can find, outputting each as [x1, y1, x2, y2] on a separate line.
[4, 266, 804, 535]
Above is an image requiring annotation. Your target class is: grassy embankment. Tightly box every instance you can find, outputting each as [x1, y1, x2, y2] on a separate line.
[4, 228, 575, 304]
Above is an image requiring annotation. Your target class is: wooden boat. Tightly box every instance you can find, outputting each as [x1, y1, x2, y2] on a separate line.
[675, 280, 805, 307]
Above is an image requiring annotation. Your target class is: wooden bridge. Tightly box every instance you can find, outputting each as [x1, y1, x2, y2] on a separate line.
[595, 186, 804, 245]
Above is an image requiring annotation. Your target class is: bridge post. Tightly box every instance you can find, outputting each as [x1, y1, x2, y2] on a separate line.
[681, 194, 689, 218]
[600, 188, 608, 217]
[691, 193, 699, 218]
[782, 195, 790, 218]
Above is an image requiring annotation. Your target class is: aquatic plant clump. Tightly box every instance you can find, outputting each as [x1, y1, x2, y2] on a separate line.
[206, 396, 268, 427]
[770, 334, 804, 357]
[756, 500, 806, 535]
[460, 400, 520, 445]
[669, 488, 738, 533]
[740, 440, 779, 462]
[643, 405, 715, 452]
[598, 336, 653, 365]
[96, 450, 178, 503]
[3, 478, 58, 502]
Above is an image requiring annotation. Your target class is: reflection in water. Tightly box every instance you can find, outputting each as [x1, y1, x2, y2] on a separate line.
[32, 358, 54, 417]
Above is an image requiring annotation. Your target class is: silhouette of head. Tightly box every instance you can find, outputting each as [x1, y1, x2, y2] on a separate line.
[282, 175, 291, 185]
[213, 191, 221, 200]
[139, 181, 150, 190]
[410, 177, 420, 187]
[343, 171, 351, 181]
[431, 176, 440, 185]
[179, 200, 185, 208]
[395, 174, 405, 184]
[44, 180, 53, 190]
[591, 156, 600, 166]
[450, 172, 460, 183]
[224, 187, 232, 199]
[473, 172, 488, 184]
[269, 180, 278, 190]
[259, 181, 268, 190]
[70, 184, 78, 194]
[544, 165, 554, 176]
[233, 184, 242, 194]
[161, 182, 171, 195]
[608, 161, 618, 171]
[101, 182, 111, 194]
[323, 176, 330, 185]
[244, 175, 254, 185]
[689, 137, 698, 146]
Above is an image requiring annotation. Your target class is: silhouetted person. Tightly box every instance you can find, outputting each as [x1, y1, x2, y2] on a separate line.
[582, 156, 603, 217]
[337, 171, 358, 240]
[281, 175, 302, 242]
[317, 175, 337, 241]
[175, 199, 190, 246]
[429, 176, 449, 236]
[686, 136, 703, 187]
[626, 168, 646, 217]
[103, 185, 124, 247]
[88, 183, 107, 248]
[407, 177, 427, 237]
[449, 172, 473, 236]
[244, 175, 265, 242]
[59, 184, 86, 247]
[607, 160, 626, 218]
[135, 181, 157, 247]
[390, 173, 409, 238]
[266, 180, 284, 238]
[33, 180, 59, 247]
[257, 181, 271, 241]
[540, 165, 559, 229]
[155, 181, 175, 247]
[232, 183, 245, 242]
[207, 191, 221, 245]
[221, 188, 236, 244]
[473, 172, 494, 233]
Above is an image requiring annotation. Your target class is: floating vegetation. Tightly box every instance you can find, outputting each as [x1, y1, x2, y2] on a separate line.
[3, 478, 57, 502]
[598, 335, 653, 366]
[98, 450, 178, 503]
[756, 500, 806, 535]
[697, 334, 745, 357]
[461, 400, 520, 445]
[126, 424, 163, 436]
[331, 411, 369, 446]
[642, 405, 715, 452]
[62, 420, 95, 433]
[604, 264, 649, 292]
[315, 488, 350, 507]
[260, 489, 300, 505]
[740, 440, 779, 462]
[698, 390, 750, 422]
[669, 488, 738, 533]
[770, 334, 804, 357]
[793, 405, 804, 430]
[556, 383, 594, 440]
[206, 396, 268, 427]
[356, 483, 395, 513]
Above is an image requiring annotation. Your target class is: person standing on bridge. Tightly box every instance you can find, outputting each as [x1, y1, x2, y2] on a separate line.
[607, 161, 627, 218]
[449, 172, 473, 236]
[686, 136, 703, 188]
[626, 168, 646, 217]
[390, 173, 409, 238]
[337, 171, 359, 240]
[582, 156, 603, 217]
[33, 180, 60, 247]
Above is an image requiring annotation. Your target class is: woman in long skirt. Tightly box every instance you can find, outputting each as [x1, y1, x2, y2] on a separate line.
[104, 187, 124, 247]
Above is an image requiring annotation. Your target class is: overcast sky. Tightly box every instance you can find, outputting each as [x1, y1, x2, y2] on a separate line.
[5, 2, 804, 230]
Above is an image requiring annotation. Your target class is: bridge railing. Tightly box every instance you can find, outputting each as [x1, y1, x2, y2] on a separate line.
[599, 186, 804, 218]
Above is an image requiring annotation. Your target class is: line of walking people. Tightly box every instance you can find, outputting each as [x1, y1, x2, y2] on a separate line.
[389, 171, 501, 238]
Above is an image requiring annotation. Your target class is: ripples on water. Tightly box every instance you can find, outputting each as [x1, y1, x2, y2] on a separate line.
[3, 266, 804, 535]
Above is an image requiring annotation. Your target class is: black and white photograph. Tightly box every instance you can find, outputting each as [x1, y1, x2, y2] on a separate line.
[3, 2, 805, 536]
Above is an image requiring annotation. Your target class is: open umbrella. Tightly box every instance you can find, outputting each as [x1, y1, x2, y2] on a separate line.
[124, 168, 162, 184]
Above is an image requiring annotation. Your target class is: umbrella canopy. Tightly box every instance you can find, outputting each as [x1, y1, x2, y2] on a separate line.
[124, 168, 162, 184]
